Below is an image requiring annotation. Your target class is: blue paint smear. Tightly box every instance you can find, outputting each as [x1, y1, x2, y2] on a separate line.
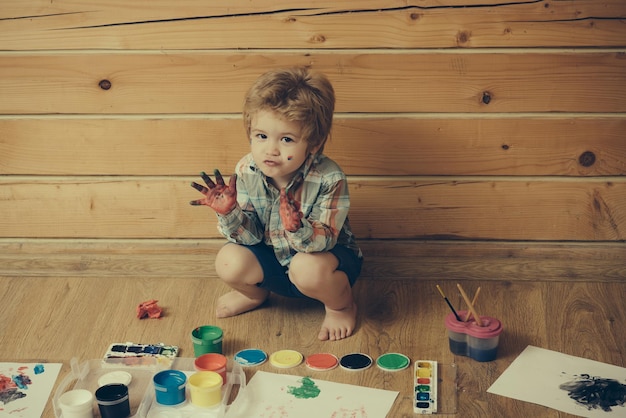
[12, 374, 31, 390]
[34, 364, 45, 375]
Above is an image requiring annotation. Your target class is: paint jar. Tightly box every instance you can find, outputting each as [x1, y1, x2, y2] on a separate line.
[58, 389, 94, 418]
[153, 370, 187, 406]
[444, 311, 503, 362]
[95, 383, 130, 418]
[188, 371, 223, 408]
[194, 353, 228, 385]
[191, 325, 223, 356]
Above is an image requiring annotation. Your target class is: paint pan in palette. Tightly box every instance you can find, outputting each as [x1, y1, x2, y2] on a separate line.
[414, 360, 437, 414]
[102, 342, 179, 369]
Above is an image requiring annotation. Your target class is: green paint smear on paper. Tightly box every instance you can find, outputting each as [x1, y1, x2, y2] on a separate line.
[287, 377, 321, 399]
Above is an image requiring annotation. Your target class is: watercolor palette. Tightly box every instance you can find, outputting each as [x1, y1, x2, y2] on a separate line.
[414, 360, 437, 414]
[102, 342, 179, 369]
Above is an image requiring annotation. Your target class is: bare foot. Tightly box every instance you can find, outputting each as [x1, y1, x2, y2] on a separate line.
[318, 302, 357, 341]
[216, 290, 267, 318]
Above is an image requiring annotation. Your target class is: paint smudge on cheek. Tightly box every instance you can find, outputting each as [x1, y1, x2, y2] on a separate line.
[559, 373, 626, 412]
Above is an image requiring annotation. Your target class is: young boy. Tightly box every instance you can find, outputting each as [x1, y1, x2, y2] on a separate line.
[190, 67, 363, 341]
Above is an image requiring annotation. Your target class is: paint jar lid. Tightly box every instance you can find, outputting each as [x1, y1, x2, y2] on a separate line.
[444, 311, 503, 338]
[98, 371, 133, 387]
[269, 349, 303, 368]
[305, 353, 339, 371]
[339, 353, 373, 371]
[465, 316, 503, 338]
[234, 348, 268, 367]
[376, 353, 410, 371]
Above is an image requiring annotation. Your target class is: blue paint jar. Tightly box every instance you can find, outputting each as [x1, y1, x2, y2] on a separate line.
[153, 370, 187, 405]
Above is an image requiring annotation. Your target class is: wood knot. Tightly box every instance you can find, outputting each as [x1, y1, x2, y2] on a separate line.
[502, 144, 510, 150]
[579, 151, 596, 167]
[456, 30, 471, 45]
[99, 79, 112, 90]
[481, 91, 492, 105]
[409, 13, 421, 21]
[309, 34, 326, 43]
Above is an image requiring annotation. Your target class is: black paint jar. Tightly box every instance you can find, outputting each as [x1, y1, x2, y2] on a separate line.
[95, 383, 130, 418]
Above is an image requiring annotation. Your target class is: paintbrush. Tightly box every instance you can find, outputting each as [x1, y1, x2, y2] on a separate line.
[457, 283, 483, 326]
[464, 286, 481, 322]
[436, 285, 461, 321]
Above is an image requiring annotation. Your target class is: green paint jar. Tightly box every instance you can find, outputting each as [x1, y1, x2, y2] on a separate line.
[191, 325, 223, 356]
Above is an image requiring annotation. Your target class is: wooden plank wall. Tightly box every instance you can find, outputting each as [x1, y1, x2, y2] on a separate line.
[1, 1, 625, 279]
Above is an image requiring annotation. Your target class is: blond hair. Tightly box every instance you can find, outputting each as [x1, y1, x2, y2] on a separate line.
[243, 67, 335, 154]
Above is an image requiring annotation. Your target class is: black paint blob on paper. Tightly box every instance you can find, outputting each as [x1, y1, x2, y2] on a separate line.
[559, 374, 626, 412]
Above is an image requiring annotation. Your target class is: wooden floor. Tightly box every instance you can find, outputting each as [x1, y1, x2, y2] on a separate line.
[1, 242, 625, 417]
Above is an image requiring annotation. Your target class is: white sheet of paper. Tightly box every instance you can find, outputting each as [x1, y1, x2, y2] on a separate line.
[488, 345, 626, 417]
[225, 371, 399, 418]
[0, 362, 62, 418]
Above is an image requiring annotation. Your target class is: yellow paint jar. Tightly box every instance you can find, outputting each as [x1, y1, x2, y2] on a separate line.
[188, 371, 223, 408]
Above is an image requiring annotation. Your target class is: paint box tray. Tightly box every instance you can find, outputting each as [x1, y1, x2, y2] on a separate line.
[53, 357, 159, 418]
[52, 358, 246, 418]
[136, 357, 246, 418]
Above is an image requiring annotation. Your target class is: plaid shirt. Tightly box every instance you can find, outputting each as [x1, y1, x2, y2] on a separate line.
[217, 152, 362, 266]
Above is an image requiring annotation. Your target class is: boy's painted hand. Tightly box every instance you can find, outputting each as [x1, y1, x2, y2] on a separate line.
[280, 174, 304, 232]
[189, 169, 237, 215]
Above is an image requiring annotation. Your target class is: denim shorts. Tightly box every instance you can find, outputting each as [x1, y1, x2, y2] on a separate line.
[243, 243, 363, 299]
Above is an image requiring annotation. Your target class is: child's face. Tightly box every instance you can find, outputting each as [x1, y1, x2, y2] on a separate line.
[249, 109, 317, 189]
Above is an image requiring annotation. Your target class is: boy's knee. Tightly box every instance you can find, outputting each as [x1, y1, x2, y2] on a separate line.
[215, 244, 265, 287]
[289, 253, 329, 290]
[215, 244, 251, 283]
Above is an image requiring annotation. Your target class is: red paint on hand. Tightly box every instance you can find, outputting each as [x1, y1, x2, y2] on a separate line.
[280, 175, 304, 232]
[189, 169, 238, 215]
